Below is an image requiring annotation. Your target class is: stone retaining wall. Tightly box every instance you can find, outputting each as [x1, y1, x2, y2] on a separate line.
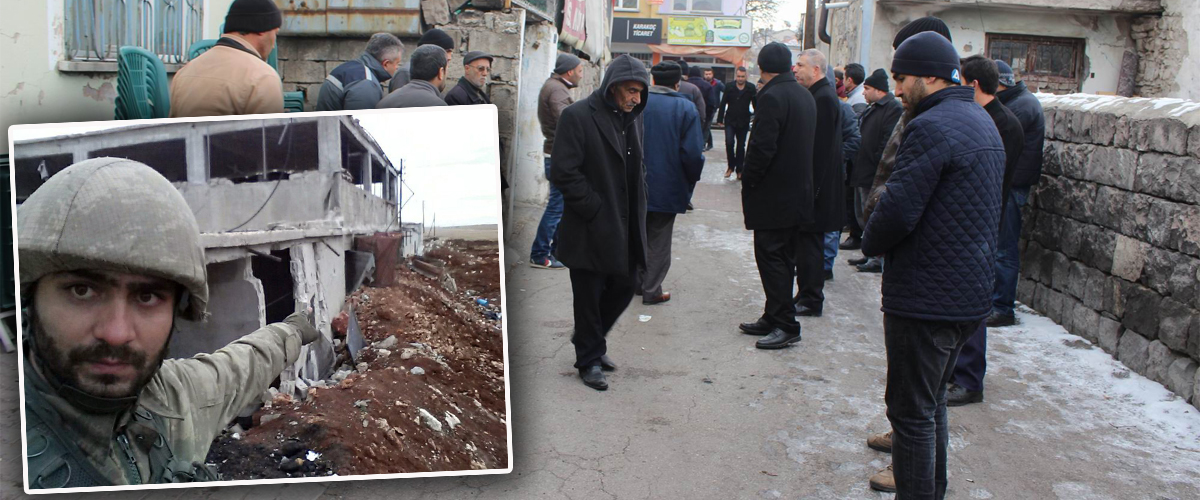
[1019, 93, 1200, 409]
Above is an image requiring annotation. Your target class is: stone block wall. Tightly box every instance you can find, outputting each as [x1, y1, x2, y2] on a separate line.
[1019, 93, 1200, 409]
[1130, 0, 1194, 99]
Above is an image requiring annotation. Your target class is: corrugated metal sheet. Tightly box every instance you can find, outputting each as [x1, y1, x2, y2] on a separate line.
[276, 0, 422, 36]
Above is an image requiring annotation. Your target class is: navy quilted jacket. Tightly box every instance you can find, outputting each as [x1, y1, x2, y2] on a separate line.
[862, 86, 1006, 322]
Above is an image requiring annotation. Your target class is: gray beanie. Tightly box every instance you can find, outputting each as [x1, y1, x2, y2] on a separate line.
[555, 53, 582, 74]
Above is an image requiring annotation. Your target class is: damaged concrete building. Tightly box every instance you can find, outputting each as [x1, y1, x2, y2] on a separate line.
[12, 115, 400, 396]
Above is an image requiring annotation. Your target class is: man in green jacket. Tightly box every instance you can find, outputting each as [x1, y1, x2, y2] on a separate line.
[20, 158, 319, 489]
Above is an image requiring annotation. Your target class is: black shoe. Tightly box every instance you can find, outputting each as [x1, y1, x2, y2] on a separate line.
[739, 319, 774, 336]
[839, 236, 862, 250]
[947, 383, 983, 406]
[986, 311, 1017, 327]
[599, 355, 617, 371]
[847, 256, 868, 266]
[687, 202, 695, 211]
[824, 269, 834, 281]
[579, 365, 608, 391]
[794, 304, 823, 317]
[755, 328, 801, 349]
[856, 260, 883, 273]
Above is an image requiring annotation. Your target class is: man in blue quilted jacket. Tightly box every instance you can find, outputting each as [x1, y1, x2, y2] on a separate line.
[861, 31, 1006, 500]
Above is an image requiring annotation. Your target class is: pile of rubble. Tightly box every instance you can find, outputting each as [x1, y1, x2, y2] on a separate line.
[206, 239, 507, 479]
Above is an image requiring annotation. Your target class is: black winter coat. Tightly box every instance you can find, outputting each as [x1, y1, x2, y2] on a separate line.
[984, 97, 1024, 211]
[800, 77, 844, 233]
[851, 93, 902, 187]
[741, 71, 817, 231]
[444, 77, 490, 106]
[997, 81, 1045, 187]
[549, 55, 651, 275]
[862, 86, 1006, 322]
[717, 81, 756, 128]
[688, 75, 716, 120]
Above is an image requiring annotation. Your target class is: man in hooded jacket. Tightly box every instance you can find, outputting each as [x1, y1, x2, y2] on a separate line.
[736, 42, 817, 350]
[549, 55, 651, 391]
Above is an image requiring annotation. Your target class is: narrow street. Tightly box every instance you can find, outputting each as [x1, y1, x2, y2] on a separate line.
[2, 138, 1199, 499]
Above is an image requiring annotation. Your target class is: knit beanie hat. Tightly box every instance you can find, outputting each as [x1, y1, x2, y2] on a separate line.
[651, 61, 682, 88]
[891, 31, 962, 84]
[864, 68, 889, 92]
[224, 0, 282, 34]
[554, 53, 582, 74]
[758, 42, 793, 74]
[688, 65, 703, 78]
[892, 16, 952, 49]
[995, 60, 1017, 87]
[418, 28, 455, 51]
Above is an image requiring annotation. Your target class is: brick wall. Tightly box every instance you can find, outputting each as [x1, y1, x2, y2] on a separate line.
[1020, 94, 1200, 409]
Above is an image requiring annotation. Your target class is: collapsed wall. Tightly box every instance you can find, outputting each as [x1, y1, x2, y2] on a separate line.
[1019, 93, 1200, 409]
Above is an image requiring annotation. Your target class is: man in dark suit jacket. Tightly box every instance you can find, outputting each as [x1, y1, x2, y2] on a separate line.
[736, 43, 817, 350]
[716, 66, 756, 179]
[791, 49, 843, 318]
[549, 55, 651, 391]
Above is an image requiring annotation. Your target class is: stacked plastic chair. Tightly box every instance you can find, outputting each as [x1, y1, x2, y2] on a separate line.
[114, 46, 171, 120]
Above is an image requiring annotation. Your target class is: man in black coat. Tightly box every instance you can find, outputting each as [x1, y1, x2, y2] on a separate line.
[716, 66, 756, 179]
[947, 55, 1025, 407]
[991, 59, 1046, 327]
[736, 42, 817, 350]
[549, 54, 651, 391]
[444, 51, 493, 105]
[847, 68, 902, 267]
[687, 66, 716, 151]
[791, 49, 843, 317]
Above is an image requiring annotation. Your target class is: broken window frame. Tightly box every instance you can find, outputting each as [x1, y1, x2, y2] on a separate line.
[986, 33, 1085, 83]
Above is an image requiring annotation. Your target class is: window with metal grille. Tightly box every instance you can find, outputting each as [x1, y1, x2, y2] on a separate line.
[986, 34, 1084, 81]
[615, 0, 640, 11]
[64, 0, 204, 64]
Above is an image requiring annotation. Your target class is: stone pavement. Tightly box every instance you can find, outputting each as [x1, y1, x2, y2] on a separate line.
[2, 137, 1199, 499]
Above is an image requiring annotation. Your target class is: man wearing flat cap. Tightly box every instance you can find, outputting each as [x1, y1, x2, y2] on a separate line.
[170, 0, 284, 117]
[529, 53, 585, 270]
[445, 51, 494, 106]
[736, 42, 817, 351]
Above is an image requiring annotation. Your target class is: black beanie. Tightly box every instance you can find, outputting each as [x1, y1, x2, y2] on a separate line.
[418, 28, 455, 51]
[678, 60, 690, 75]
[224, 0, 282, 34]
[688, 65, 702, 78]
[892, 16, 952, 49]
[758, 42, 792, 74]
[651, 61, 682, 88]
[864, 68, 889, 92]
[891, 31, 962, 84]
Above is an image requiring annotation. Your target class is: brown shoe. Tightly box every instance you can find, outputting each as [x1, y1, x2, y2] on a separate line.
[869, 464, 896, 493]
[643, 292, 671, 305]
[724, 168, 733, 178]
[867, 430, 892, 453]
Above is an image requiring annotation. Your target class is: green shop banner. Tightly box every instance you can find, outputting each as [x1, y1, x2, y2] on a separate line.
[666, 16, 752, 47]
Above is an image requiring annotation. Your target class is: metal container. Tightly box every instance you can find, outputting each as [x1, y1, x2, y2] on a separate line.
[276, 0, 423, 37]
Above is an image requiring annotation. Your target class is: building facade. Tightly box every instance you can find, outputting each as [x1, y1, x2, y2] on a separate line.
[612, 0, 753, 80]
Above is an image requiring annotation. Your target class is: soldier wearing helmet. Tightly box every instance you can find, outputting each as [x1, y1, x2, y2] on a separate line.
[18, 158, 320, 489]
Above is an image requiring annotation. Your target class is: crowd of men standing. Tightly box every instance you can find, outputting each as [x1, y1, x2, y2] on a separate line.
[533, 14, 1045, 500]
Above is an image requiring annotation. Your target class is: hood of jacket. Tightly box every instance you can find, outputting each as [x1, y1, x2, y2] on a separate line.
[363, 52, 394, 83]
[595, 54, 651, 121]
[997, 80, 1029, 103]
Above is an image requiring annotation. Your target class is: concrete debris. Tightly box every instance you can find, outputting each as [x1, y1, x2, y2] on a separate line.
[377, 348, 392, 357]
[356, 362, 369, 373]
[354, 399, 370, 409]
[375, 335, 398, 349]
[419, 408, 443, 432]
[260, 414, 282, 425]
[411, 367, 426, 376]
[444, 411, 461, 430]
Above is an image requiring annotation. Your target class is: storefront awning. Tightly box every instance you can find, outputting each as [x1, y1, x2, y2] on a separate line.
[646, 44, 750, 65]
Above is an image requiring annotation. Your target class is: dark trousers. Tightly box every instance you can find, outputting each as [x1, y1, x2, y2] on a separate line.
[569, 268, 635, 369]
[703, 119, 713, 149]
[753, 228, 800, 334]
[724, 125, 749, 172]
[884, 314, 979, 500]
[951, 322, 987, 392]
[793, 231, 825, 310]
[636, 212, 677, 297]
[846, 181, 862, 239]
[991, 187, 1029, 315]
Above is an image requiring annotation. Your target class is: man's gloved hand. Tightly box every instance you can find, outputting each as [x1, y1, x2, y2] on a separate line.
[283, 311, 320, 345]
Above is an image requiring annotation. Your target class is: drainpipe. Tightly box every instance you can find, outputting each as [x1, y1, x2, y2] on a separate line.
[818, 0, 851, 45]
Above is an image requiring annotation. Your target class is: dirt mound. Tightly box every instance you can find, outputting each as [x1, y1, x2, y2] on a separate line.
[207, 239, 507, 480]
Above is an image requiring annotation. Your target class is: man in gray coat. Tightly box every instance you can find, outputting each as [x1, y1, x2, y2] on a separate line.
[377, 45, 448, 109]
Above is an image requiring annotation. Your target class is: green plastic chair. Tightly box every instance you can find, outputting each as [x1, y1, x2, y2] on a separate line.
[114, 46, 171, 120]
[187, 38, 218, 60]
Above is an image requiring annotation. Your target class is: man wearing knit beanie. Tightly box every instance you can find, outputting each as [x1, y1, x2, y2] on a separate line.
[169, 0, 284, 117]
[861, 29, 1006, 499]
[675, 60, 707, 130]
[388, 28, 457, 93]
[845, 68, 900, 273]
[737, 42, 817, 351]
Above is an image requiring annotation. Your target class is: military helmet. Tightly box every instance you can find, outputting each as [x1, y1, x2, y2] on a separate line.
[17, 157, 208, 320]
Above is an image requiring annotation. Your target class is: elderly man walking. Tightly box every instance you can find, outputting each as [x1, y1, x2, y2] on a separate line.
[861, 32, 1006, 499]
[736, 42, 817, 350]
[638, 61, 705, 305]
[549, 55, 651, 391]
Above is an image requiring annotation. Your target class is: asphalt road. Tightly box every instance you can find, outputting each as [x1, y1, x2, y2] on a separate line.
[2, 135, 1198, 499]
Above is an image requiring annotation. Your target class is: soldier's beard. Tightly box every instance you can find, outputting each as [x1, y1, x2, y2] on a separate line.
[31, 311, 169, 400]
